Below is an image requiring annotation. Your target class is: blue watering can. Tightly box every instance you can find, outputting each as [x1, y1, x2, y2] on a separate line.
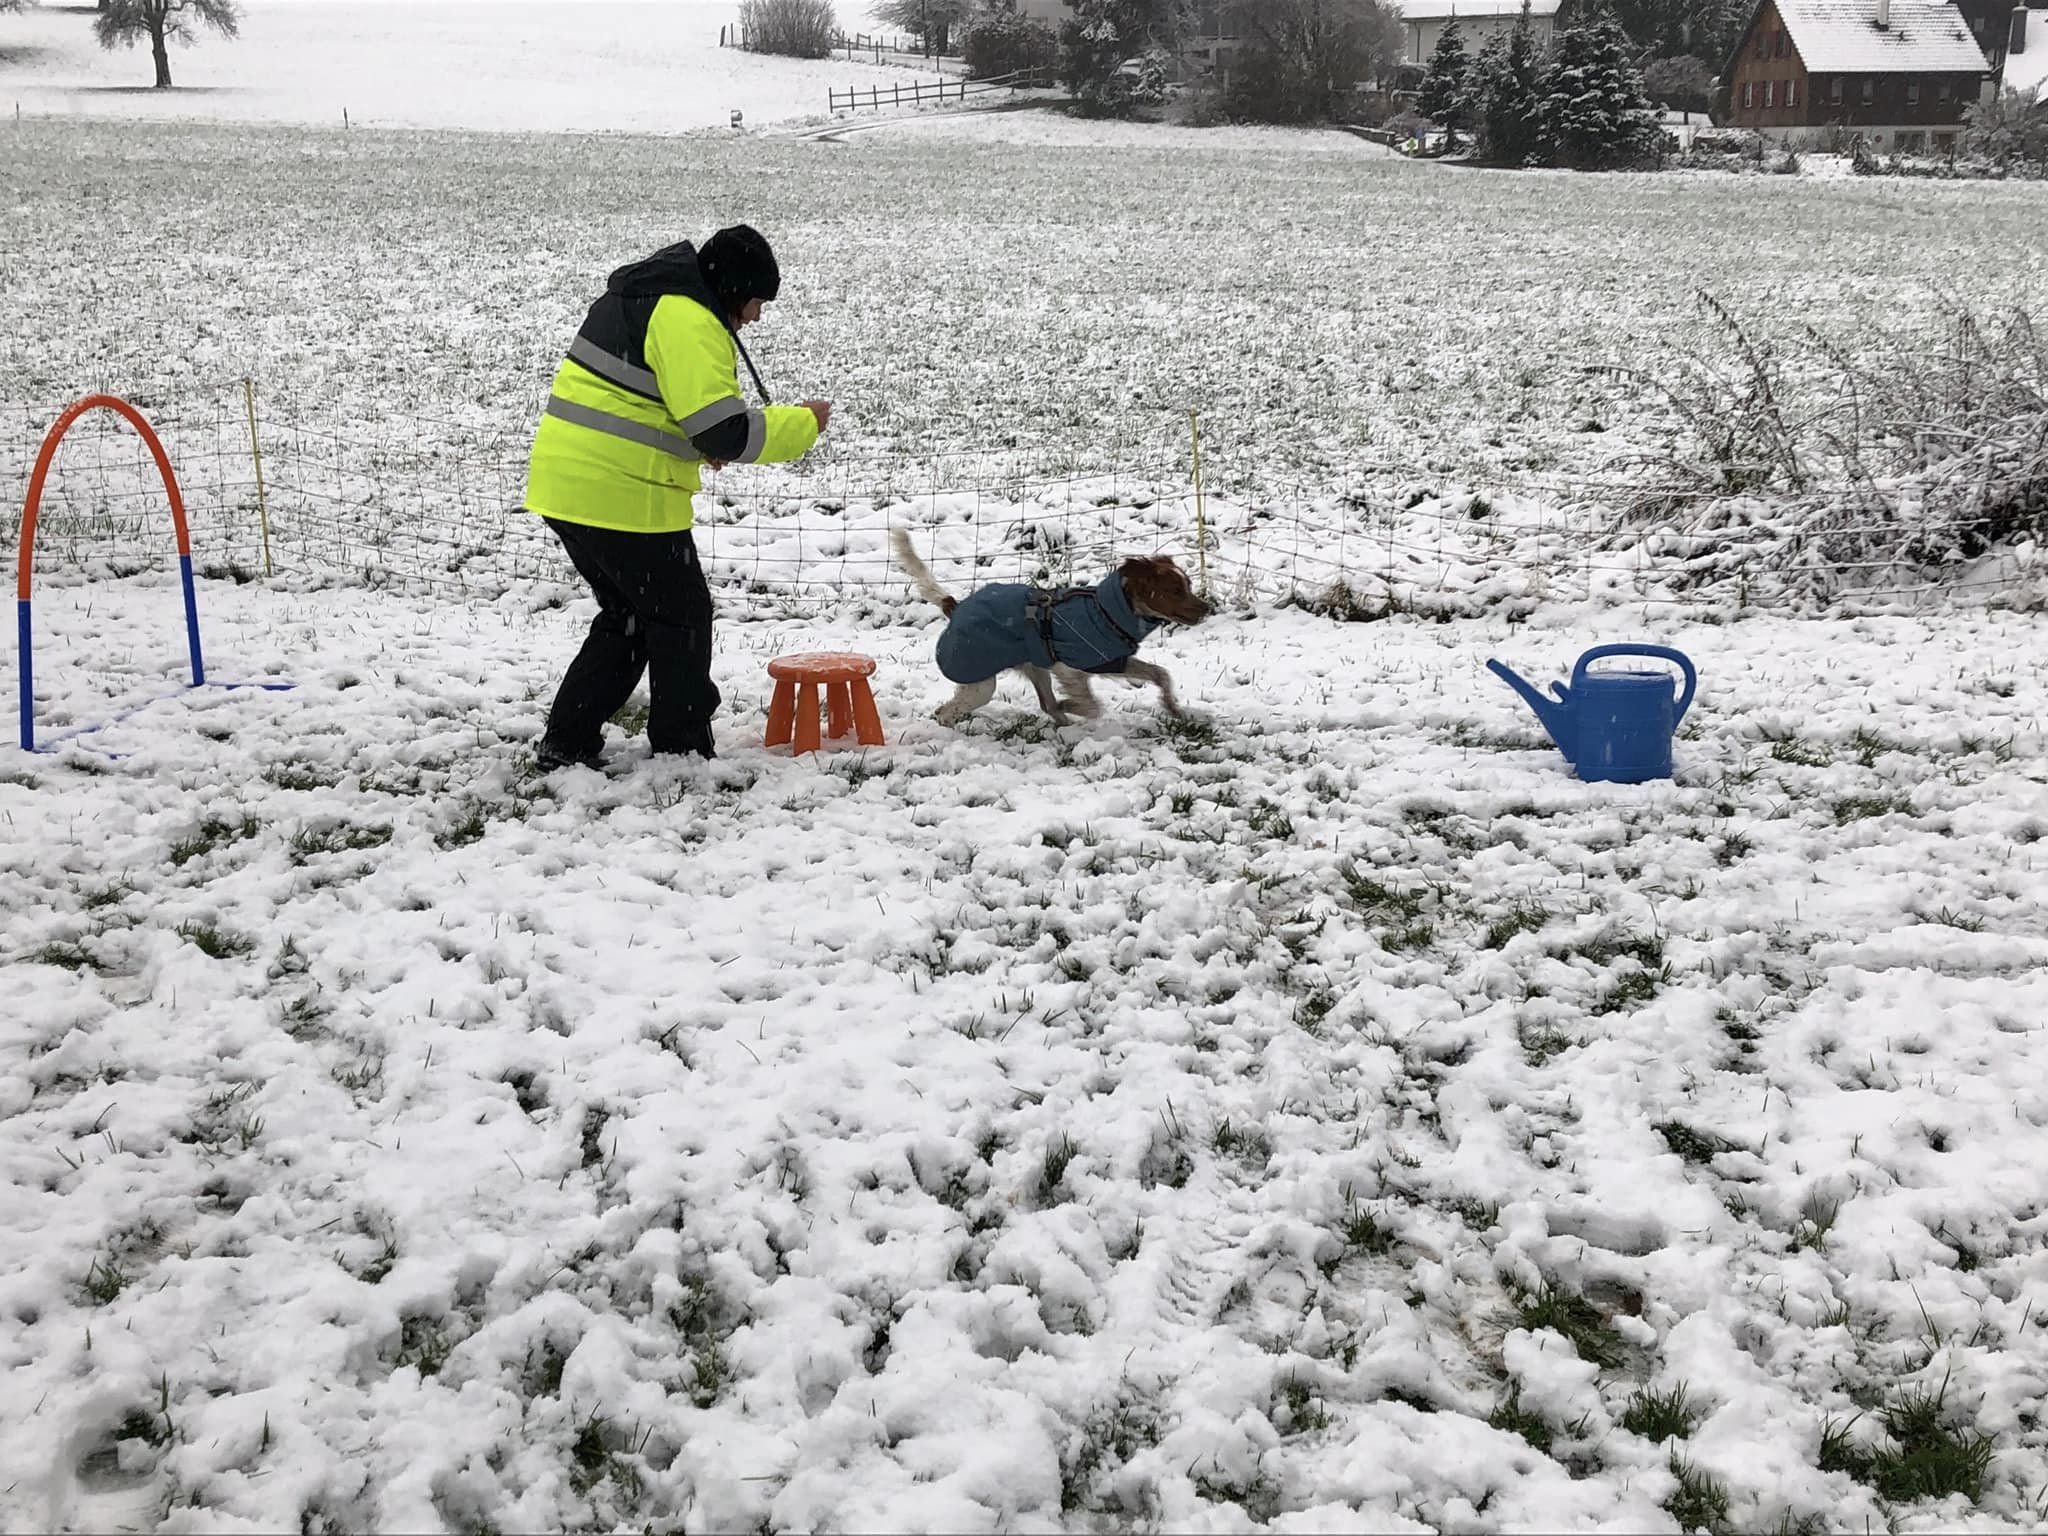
[1485, 644, 1698, 784]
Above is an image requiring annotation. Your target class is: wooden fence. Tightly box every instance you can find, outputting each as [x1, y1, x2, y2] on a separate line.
[828, 69, 1055, 113]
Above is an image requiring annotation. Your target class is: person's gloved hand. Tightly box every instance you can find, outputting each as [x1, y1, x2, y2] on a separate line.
[803, 399, 833, 434]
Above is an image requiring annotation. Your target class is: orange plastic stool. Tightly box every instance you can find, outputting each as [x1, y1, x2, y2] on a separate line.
[765, 652, 885, 755]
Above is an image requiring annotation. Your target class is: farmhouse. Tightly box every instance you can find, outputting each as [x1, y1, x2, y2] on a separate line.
[1396, 0, 1563, 68]
[1724, 0, 1997, 151]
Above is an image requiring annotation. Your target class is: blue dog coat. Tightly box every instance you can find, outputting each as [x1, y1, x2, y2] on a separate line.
[935, 572, 1162, 685]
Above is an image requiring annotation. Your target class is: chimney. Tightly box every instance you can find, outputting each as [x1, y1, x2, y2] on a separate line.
[2013, 5, 2029, 54]
[1875, 0, 1890, 28]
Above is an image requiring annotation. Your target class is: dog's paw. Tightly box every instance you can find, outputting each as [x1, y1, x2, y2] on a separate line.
[933, 704, 964, 727]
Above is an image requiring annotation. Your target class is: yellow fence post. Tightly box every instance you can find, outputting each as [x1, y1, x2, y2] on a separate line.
[242, 376, 274, 578]
[1190, 409, 1209, 600]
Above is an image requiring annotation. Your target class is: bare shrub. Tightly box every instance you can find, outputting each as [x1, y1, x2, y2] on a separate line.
[1596, 294, 2048, 598]
[739, 0, 835, 59]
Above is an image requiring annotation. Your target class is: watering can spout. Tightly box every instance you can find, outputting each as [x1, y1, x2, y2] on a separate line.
[1486, 658, 1576, 761]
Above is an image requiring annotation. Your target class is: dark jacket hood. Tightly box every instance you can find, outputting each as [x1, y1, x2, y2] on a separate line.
[606, 241, 727, 318]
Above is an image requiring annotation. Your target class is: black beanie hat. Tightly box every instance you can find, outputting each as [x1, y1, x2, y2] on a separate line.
[699, 224, 781, 309]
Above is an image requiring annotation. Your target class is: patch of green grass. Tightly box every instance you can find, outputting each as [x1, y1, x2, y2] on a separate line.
[1716, 829, 1753, 866]
[1158, 713, 1219, 752]
[1833, 792, 1912, 825]
[1041, 1132, 1079, 1198]
[168, 813, 262, 867]
[33, 940, 98, 972]
[1768, 735, 1832, 767]
[1381, 920, 1435, 953]
[1341, 1195, 1395, 1256]
[1790, 1193, 1841, 1254]
[1483, 900, 1550, 950]
[1512, 1282, 1619, 1368]
[1061, 1395, 1160, 1513]
[1570, 930, 1666, 969]
[1518, 1017, 1578, 1066]
[1819, 1392, 1993, 1505]
[1847, 727, 1895, 766]
[396, 1315, 452, 1377]
[1489, 1385, 1554, 1453]
[1666, 1454, 1731, 1533]
[1213, 1119, 1271, 1165]
[1295, 985, 1336, 1034]
[1656, 1122, 1729, 1165]
[262, 762, 335, 792]
[178, 921, 254, 960]
[437, 801, 490, 850]
[1927, 906, 1985, 932]
[1869, 1385, 1995, 1504]
[1248, 799, 1295, 840]
[1339, 863, 1427, 920]
[568, 1413, 619, 1495]
[289, 822, 393, 863]
[84, 1255, 128, 1305]
[689, 1332, 728, 1409]
[80, 882, 134, 911]
[1596, 964, 1669, 1015]
[1276, 1374, 1330, 1434]
[1450, 1197, 1503, 1232]
[1623, 1385, 1704, 1442]
[609, 698, 651, 737]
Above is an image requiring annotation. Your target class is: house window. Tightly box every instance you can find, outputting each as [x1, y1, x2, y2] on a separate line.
[1831, 77, 1844, 104]
[1787, 78, 1799, 107]
[1743, 81, 1755, 109]
[1907, 81, 1921, 106]
[1938, 79, 1951, 102]
[1765, 79, 1776, 107]
[1861, 78, 1875, 103]
[1774, 29, 1785, 56]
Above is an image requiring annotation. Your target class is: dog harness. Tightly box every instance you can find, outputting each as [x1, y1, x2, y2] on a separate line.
[935, 571, 1163, 686]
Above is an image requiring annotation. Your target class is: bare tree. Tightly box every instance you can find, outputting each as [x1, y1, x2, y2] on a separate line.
[95, 0, 239, 89]
[1228, 0, 1401, 124]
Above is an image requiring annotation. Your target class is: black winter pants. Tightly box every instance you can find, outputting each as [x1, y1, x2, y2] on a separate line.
[541, 518, 721, 759]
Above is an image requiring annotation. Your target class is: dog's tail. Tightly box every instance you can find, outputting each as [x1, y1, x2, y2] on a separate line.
[889, 527, 957, 617]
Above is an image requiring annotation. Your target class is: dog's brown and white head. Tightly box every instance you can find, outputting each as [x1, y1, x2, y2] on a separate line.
[1119, 555, 1211, 626]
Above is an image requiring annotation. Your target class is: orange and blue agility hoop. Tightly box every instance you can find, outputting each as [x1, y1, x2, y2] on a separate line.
[16, 394, 288, 754]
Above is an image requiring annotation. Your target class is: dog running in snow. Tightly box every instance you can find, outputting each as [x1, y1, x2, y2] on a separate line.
[890, 528, 1211, 726]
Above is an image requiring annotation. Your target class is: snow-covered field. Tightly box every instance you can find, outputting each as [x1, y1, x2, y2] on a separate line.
[5, 8, 2048, 1531]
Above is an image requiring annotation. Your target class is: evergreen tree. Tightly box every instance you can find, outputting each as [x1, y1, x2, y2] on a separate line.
[1416, 20, 1469, 144]
[1537, 9, 1660, 169]
[1059, 0, 1184, 117]
[1469, 4, 1543, 165]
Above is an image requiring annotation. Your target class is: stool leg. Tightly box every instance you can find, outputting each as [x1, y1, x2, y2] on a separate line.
[826, 680, 853, 740]
[850, 678, 885, 746]
[765, 679, 796, 748]
[795, 681, 822, 755]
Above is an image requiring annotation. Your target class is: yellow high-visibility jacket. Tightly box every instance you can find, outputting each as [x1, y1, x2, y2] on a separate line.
[525, 243, 819, 533]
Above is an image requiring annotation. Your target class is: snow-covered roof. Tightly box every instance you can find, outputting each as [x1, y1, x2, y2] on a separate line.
[1397, 0, 1564, 21]
[1774, 0, 1993, 73]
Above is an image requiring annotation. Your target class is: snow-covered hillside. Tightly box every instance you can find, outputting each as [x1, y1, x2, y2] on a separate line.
[0, 0, 910, 134]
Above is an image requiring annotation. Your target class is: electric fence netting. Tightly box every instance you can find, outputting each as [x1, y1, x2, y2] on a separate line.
[4, 383, 2041, 626]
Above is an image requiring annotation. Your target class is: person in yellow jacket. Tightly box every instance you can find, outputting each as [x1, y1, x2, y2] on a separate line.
[525, 225, 830, 768]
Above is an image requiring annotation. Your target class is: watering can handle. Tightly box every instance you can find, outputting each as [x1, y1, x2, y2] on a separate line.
[1571, 644, 1698, 725]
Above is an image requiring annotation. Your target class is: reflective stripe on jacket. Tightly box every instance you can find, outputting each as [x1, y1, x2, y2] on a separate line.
[525, 257, 818, 534]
